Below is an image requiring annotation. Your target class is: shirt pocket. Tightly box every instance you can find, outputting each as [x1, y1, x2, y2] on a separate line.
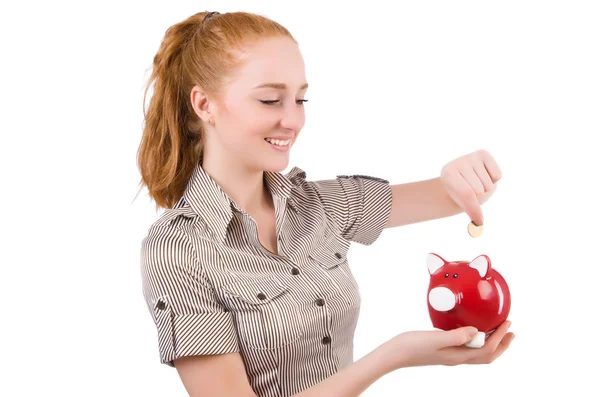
[309, 233, 361, 308]
[221, 276, 304, 350]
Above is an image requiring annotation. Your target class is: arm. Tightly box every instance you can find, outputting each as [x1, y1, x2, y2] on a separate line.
[141, 226, 243, 392]
[309, 175, 392, 245]
[292, 344, 391, 396]
[293, 321, 513, 396]
[385, 177, 462, 228]
[174, 322, 514, 397]
[174, 344, 392, 397]
[385, 150, 503, 228]
[174, 353, 257, 397]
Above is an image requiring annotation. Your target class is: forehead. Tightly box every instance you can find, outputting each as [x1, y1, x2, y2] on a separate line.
[228, 37, 306, 91]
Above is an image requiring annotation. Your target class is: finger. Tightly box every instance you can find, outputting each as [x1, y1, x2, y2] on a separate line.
[488, 332, 515, 361]
[460, 168, 486, 196]
[456, 170, 484, 226]
[440, 321, 511, 363]
[473, 164, 495, 193]
[482, 321, 512, 350]
[466, 332, 515, 365]
[481, 151, 503, 183]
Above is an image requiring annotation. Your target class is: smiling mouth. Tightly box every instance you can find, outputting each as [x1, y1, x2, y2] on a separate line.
[264, 137, 291, 146]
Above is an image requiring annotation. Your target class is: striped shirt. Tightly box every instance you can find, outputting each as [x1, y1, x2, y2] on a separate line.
[140, 160, 392, 397]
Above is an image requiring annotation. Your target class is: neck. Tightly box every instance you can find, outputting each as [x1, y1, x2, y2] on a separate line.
[201, 150, 271, 215]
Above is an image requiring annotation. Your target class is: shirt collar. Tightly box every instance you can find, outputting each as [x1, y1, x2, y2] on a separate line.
[182, 157, 305, 243]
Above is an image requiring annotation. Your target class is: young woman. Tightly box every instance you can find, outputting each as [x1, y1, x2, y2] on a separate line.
[137, 11, 514, 397]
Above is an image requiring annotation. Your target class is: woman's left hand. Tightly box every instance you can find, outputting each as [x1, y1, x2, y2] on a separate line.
[440, 150, 503, 226]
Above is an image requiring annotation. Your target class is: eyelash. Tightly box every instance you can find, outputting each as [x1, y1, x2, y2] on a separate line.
[260, 99, 308, 106]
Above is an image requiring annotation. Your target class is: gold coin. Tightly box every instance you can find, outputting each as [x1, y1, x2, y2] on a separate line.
[467, 221, 483, 238]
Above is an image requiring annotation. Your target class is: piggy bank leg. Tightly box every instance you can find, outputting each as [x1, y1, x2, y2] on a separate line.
[465, 332, 486, 348]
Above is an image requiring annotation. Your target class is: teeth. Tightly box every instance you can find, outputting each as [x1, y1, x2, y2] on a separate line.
[265, 138, 290, 146]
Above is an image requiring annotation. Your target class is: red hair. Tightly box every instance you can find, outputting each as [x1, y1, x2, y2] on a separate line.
[136, 11, 295, 210]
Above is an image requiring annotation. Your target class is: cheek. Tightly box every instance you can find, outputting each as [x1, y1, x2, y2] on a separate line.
[226, 101, 273, 132]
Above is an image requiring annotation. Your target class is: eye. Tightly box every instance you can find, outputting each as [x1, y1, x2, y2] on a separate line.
[444, 273, 449, 278]
[453, 273, 458, 278]
[260, 99, 308, 105]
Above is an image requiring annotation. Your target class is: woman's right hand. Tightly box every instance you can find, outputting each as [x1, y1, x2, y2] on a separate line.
[378, 321, 515, 371]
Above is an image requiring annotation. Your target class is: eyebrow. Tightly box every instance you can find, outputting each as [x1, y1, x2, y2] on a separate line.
[253, 82, 309, 90]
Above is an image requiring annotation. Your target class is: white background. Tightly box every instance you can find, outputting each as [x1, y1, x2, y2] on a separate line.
[1, 0, 599, 396]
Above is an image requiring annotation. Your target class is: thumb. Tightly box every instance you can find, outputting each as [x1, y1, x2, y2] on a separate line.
[442, 326, 479, 347]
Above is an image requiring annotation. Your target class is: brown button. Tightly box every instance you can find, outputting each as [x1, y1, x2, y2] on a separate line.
[334, 253, 342, 259]
[291, 267, 300, 275]
[315, 298, 325, 306]
[322, 336, 331, 345]
[156, 300, 165, 310]
[257, 293, 266, 300]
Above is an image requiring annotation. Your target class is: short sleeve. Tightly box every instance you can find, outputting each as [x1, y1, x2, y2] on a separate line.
[309, 174, 392, 245]
[140, 225, 239, 367]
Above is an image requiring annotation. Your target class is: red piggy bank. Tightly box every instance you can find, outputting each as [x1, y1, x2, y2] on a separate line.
[426, 253, 511, 348]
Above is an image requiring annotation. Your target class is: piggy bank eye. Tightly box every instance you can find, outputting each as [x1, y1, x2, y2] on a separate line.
[444, 273, 449, 278]
[453, 273, 458, 278]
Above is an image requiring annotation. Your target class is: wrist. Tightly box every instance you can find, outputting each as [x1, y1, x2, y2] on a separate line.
[373, 341, 405, 375]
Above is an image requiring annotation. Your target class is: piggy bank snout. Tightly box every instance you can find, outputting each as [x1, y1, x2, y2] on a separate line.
[428, 287, 457, 312]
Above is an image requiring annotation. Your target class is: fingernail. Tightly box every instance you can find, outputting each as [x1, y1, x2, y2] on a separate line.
[507, 321, 512, 329]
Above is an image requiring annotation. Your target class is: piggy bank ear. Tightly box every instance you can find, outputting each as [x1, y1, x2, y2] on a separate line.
[469, 255, 491, 278]
[427, 253, 446, 275]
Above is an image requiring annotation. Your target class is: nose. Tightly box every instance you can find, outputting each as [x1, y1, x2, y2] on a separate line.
[428, 287, 457, 312]
[280, 102, 305, 132]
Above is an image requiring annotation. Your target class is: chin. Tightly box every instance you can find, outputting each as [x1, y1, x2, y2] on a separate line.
[257, 139, 294, 172]
[262, 157, 290, 173]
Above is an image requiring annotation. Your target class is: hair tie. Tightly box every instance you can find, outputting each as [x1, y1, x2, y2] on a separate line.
[202, 11, 220, 24]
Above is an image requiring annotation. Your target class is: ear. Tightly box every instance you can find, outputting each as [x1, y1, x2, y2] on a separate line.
[427, 253, 446, 275]
[469, 255, 491, 278]
[190, 85, 213, 122]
